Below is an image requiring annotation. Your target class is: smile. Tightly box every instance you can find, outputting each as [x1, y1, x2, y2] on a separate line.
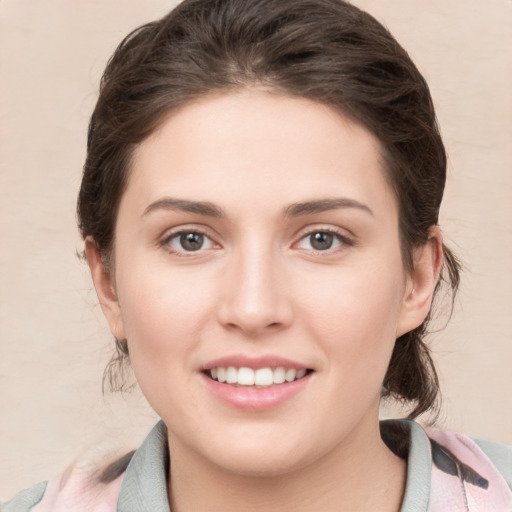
[207, 366, 309, 387]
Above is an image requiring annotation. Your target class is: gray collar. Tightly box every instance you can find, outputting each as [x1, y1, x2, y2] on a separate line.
[117, 421, 171, 512]
[396, 420, 432, 511]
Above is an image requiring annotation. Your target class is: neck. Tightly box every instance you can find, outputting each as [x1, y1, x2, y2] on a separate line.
[167, 420, 406, 512]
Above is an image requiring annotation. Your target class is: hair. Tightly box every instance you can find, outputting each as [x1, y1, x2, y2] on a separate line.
[78, 0, 461, 418]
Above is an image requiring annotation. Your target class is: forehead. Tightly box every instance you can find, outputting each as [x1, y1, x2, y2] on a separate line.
[125, 90, 397, 218]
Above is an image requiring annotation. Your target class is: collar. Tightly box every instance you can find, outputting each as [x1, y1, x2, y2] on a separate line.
[117, 420, 171, 512]
[380, 419, 432, 511]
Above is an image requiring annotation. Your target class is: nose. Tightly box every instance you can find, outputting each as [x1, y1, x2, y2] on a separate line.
[216, 243, 294, 337]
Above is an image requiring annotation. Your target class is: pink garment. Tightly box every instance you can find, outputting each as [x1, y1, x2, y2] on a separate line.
[427, 429, 512, 512]
[31, 460, 123, 512]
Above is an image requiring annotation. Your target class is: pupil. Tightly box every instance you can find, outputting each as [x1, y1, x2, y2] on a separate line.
[180, 232, 204, 251]
[311, 232, 333, 250]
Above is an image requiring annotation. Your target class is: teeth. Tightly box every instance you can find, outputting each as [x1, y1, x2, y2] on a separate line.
[237, 367, 255, 386]
[285, 369, 296, 382]
[208, 366, 308, 387]
[255, 368, 273, 386]
[273, 366, 286, 384]
[226, 366, 237, 384]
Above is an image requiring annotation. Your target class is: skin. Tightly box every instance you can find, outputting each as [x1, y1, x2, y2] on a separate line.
[87, 90, 443, 511]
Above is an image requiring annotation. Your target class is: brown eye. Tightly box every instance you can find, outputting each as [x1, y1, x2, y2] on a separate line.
[309, 232, 334, 250]
[180, 232, 204, 251]
[296, 230, 348, 252]
[166, 231, 216, 254]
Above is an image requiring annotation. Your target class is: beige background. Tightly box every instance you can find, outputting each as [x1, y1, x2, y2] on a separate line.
[0, 0, 511, 499]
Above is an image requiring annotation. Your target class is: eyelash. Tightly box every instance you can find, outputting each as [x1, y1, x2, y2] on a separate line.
[161, 227, 353, 256]
[162, 228, 218, 257]
[293, 228, 354, 254]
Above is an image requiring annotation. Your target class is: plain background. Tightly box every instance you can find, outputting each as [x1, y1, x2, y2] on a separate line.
[1, 0, 511, 499]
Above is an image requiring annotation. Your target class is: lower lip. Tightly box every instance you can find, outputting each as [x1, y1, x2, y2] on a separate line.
[200, 372, 312, 411]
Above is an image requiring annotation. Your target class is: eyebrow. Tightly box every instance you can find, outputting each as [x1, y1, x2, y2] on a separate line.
[285, 198, 374, 217]
[142, 196, 373, 219]
[142, 198, 225, 218]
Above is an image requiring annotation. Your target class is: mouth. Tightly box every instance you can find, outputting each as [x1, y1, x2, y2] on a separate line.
[204, 366, 312, 388]
[201, 358, 314, 410]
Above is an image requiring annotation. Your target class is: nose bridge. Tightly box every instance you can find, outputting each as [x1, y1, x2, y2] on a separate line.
[218, 234, 292, 334]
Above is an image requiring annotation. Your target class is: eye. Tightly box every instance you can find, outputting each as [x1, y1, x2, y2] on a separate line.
[296, 230, 348, 252]
[165, 230, 217, 254]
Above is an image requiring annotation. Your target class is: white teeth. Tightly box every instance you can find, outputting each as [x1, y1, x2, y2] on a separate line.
[254, 368, 274, 386]
[208, 366, 308, 386]
[285, 369, 297, 382]
[237, 367, 255, 385]
[273, 366, 286, 384]
[217, 367, 226, 383]
[226, 366, 238, 384]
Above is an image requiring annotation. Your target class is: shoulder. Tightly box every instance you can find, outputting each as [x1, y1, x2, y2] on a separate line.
[2, 422, 168, 512]
[424, 426, 512, 511]
[1, 451, 134, 512]
[1, 481, 47, 512]
[426, 427, 512, 488]
[473, 437, 512, 489]
[381, 419, 512, 511]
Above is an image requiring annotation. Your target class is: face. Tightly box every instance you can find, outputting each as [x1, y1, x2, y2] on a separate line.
[90, 90, 435, 477]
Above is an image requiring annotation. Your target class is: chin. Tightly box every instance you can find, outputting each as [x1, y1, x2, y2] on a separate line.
[216, 451, 309, 478]
[199, 434, 316, 478]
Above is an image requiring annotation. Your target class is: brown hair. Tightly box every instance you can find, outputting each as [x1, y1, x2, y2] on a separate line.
[78, 0, 460, 418]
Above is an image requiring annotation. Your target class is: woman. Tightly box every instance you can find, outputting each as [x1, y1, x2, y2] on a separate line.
[3, 0, 511, 510]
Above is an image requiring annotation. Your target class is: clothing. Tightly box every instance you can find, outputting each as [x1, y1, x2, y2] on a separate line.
[3, 420, 511, 511]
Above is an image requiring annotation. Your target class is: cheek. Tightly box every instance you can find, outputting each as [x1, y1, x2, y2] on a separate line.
[113, 261, 219, 417]
[114, 259, 218, 363]
[296, 262, 405, 368]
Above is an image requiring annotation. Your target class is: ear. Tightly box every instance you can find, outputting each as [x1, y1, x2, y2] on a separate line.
[396, 226, 444, 337]
[85, 237, 126, 340]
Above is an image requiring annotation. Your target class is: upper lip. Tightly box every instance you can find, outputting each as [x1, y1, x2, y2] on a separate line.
[202, 354, 310, 371]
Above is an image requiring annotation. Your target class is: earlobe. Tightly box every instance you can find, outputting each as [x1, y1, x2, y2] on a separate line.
[396, 227, 444, 337]
[85, 237, 126, 340]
